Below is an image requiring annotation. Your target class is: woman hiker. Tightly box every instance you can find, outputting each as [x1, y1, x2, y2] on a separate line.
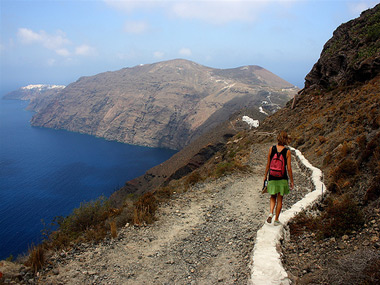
[263, 131, 294, 226]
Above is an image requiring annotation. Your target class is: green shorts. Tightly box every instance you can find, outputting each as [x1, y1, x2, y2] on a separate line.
[267, 179, 289, 196]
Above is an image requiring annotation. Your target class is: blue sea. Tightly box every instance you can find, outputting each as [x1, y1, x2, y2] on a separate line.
[0, 97, 176, 260]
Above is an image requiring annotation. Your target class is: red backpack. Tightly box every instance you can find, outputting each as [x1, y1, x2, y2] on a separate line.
[269, 146, 287, 178]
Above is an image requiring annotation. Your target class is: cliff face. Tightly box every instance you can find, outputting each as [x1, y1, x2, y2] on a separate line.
[305, 4, 380, 89]
[30, 59, 296, 150]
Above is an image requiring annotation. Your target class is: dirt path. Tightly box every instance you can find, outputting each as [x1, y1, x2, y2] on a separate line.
[40, 143, 312, 284]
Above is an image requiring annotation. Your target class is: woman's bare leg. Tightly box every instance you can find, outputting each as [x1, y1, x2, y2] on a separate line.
[275, 194, 283, 220]
[270, 195, 277, 214]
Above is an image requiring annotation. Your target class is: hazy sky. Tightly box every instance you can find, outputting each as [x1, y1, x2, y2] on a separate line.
[0, 0, 378, 91]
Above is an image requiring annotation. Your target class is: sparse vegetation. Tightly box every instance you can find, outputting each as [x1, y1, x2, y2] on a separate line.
[184, 170, 204, 188]
[318, 194, 364, 239]
[27, 244, 45, 273]
[133, 192, 158, 225]
[289, 193, 364, 240]
[110, 221, 117, 238]
[50, 196, 111, 245]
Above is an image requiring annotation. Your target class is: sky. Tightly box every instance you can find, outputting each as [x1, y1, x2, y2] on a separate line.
[0, 0, 378, 92]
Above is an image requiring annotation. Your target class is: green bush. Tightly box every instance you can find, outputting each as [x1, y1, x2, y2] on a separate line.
[214, 162, 235, 177]
[53, 196, 110, 240]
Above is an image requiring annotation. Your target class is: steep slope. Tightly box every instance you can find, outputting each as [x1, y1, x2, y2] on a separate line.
[256, 4, 380, 283]
[29, 59, 296, 150]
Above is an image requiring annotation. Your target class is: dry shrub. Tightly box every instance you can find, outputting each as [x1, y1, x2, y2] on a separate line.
[83, 225, 107, 242]
[318, 136, 327, 144]
[48, 230, 71, 250]
[185, 170, 203, 188]
[110, 221, 117, 238]
[114, 205, 134, 227]
[133, 192, 157, 225]
[356, 134, 367, 150]
[365, 167, 380, 202]
[330, 158, 358, 182]
[27, 244, 45, 273]
[363, 257, 380, 284]
[214, 160, 247, 178]
[155, 186, 175, 200]
[289, 212, 318, 236]
[361, 132, 380, 163]
[295, 137, 305, 147]
[340, 141, 351, 157]
[323, 153, 333, 166]
[317, 194, 364, 239]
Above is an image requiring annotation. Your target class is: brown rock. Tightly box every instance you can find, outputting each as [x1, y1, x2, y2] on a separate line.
[29, 59, 295, 150]
[304, 4, 380, 89]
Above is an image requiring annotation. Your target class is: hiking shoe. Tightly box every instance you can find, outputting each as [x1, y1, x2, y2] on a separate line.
[274, 220, 281, 226]
[266, 213, 273, 224]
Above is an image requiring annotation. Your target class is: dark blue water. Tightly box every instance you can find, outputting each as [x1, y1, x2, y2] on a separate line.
[0, 98, 176, 260]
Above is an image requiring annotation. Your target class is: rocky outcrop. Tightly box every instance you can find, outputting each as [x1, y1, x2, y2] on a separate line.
[305, 4, 380, 89]
[29, 59, 296, 150]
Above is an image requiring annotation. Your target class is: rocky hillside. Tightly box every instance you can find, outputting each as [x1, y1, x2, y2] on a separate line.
[28, 59, 296, 150]
[258, 4, 380, 283]
[305, 4, 380, 89]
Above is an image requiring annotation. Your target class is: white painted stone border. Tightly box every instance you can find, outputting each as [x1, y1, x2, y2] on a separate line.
[249, 146, 326, 284]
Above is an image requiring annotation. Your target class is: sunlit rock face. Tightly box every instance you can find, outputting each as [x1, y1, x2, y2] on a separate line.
[29, 59, 296, 150]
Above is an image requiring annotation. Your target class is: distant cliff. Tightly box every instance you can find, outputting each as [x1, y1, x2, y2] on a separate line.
[3, 84, 66, 101]
[3, 84, 65, 112]
[29, 59, 296, 150]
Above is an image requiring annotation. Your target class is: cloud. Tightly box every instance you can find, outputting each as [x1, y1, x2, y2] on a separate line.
[153, 51, 165, 59]
[75, 44, 97, 56]
[179, 48, 192, 57]
[47, 58, 56, 66]
[170, 1, 267, 24]
[56, 48, 71, 57]
[18, 28, 71, 51]
[124, 21, 149, 34]
[17, 28, 96, 57]
[104, 0, 281, 24]
[104, 0, 163, 13]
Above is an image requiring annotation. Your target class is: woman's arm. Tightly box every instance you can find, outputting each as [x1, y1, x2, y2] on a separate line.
[287, 149, 294, 189]
[263, 147, 272, 181]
